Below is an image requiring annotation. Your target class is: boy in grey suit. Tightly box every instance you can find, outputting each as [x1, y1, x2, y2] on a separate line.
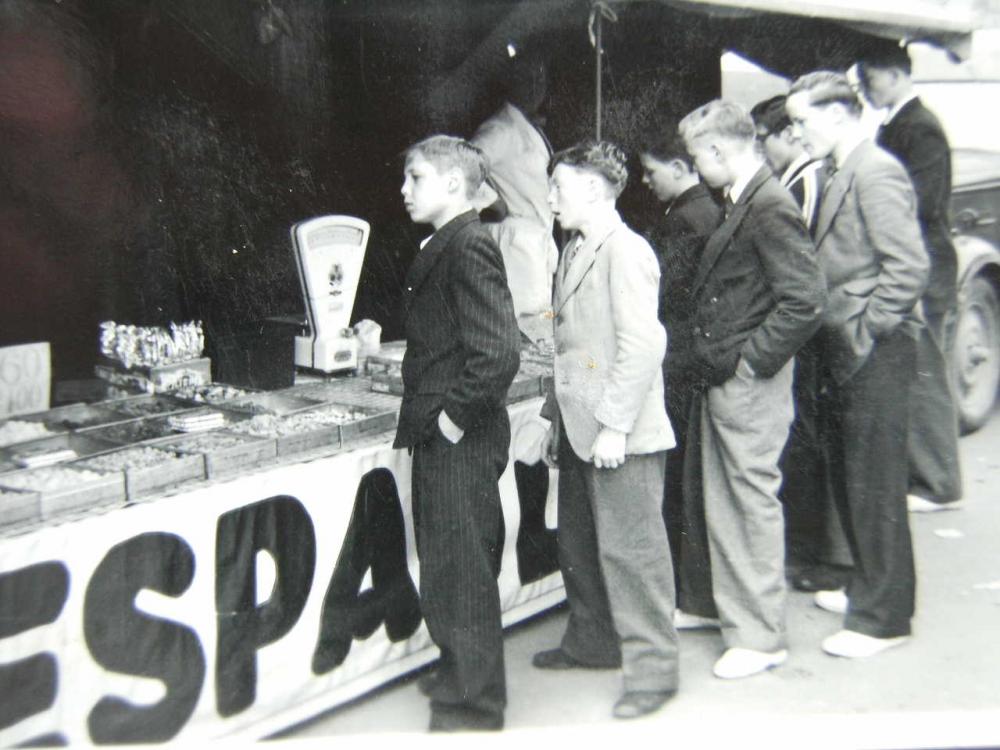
[532, 141, 679, 720]
[788, 71, 929, 659]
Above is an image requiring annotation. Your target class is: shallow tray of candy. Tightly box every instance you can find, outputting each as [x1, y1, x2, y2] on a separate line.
[78, 445, 206, 502]
[169, 383, 256, 406]
[363, 344, 406, 376]
[0, 418, 65, 448]
[0, 486, 41, 527]
[369, 372, 405, 396]
[102, 393, 196, 419]
[215, 391, 326, 417]
[158, 430, 277, 479]
[80, 407, 247, 446]
[228, 403, 397, 456]
[12, 402, 129, 434]
[2, 432, 122, 470]
[0, 465, 125, 520]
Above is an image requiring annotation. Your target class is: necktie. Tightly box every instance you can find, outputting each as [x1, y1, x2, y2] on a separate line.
[724, 195, 735, 219]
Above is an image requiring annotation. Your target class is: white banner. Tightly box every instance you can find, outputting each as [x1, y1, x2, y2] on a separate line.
[0, 398, 563, 745]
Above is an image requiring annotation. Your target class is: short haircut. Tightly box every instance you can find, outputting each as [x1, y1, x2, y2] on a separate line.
[788, 71, 863, 117]
[405, 135, 488, 198]
[550, 140, 629, 198]
[750, 95, 790, 136]
[641, 131, 694, 169]
[857, 44, 913, 76]
[678, 99, 756, 145]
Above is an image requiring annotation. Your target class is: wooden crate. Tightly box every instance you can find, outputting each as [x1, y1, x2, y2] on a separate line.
[338, 409, 398, 446]
[162, 432, 277, 479]
[0, 467, 126, 521]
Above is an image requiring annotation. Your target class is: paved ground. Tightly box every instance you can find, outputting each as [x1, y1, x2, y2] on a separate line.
[278, 411, 1000, 749]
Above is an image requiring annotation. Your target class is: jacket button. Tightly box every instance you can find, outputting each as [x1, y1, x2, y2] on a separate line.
[711, 296, 718, 303]
[704, 331, 711, 338]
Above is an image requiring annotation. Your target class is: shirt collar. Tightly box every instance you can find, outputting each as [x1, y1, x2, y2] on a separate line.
[884, 92, 919, 125]
[728, 161, 762, 204]
[779, 152, 813, 187]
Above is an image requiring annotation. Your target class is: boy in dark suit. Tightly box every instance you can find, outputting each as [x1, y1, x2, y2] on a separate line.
[857, 45, 963, 513]
[678, 100, 826, 679]
[639, 133, 723, 630]
[750, 95, 851, 594]
[787, 71, 929, 659]
[395, 135, 521, 731]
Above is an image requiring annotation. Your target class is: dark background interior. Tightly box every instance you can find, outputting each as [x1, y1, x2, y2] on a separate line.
[0, 0, 883, 390]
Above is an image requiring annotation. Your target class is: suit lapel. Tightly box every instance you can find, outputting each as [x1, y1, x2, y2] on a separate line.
[402, 211, 478, 311]
[814, 141, 870, 247]
[691, 167, 768, 294]
[553, 221, 620, 315]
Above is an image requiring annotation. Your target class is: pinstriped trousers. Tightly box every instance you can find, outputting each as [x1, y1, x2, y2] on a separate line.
[411, 411, 510, 724]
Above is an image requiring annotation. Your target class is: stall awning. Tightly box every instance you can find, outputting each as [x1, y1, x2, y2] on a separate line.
[644, 0, 987, 59]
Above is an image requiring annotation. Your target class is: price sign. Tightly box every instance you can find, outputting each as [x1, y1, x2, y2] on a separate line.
[0, 342, 51, 418]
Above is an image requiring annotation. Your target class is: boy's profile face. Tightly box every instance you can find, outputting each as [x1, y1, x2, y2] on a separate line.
[786, 92, 838, 160]
[685, 137, 729, 190]
[547, 163, 603, 231]
[401, 153, 460, 229]
[640, 154, 686, 203]
[857, 64, 897, 110]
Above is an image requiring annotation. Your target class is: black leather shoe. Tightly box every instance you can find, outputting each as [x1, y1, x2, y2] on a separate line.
[612, 690, 676, 719]
[532, 648, 618, 670]
[429, 709, 503, 732]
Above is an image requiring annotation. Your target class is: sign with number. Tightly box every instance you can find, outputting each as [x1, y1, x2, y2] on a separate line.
[0, 343, 51, 418]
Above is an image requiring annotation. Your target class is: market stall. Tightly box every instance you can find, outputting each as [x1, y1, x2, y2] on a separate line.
[0, 352, 560, 745]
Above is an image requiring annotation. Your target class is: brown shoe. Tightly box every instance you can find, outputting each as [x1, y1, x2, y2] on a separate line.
[612, 690, 676, 719]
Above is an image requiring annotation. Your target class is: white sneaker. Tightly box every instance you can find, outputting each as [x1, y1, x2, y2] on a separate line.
[822, 629, 910, 658]
[814, 589, 848, 614]
[673, 610, 720, 630]
[713, 647, 787, 679]
[907, 494, 964, 513]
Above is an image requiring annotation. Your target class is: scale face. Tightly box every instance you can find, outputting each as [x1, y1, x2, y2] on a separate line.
[291, 215, 371, 373]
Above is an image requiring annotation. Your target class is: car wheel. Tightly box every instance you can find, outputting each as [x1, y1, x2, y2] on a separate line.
[952, 275, 1000, 434]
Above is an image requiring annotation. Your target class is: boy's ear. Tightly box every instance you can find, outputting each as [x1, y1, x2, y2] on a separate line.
[670, 159, 687, 177]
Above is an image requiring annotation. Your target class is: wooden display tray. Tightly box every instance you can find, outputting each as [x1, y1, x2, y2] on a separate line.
[123, 453, 206, 501]
[19, 402, 129, 433]
[275, 425, 341, 457]
[161, 431, 277, 479]
[218, 391, 326, 417]
[370, 373, 404, 396]
[0, 487, 41, 527]
[0, 468, 126, 520]
[78, 448, 207, 503]
[2, 432, 122, 469]
[338, 408, 398, 445]
[102, 393, 196, 420]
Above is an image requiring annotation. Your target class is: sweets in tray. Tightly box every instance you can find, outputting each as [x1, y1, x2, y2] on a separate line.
[0, 464, 125, 521]
[171, 383, 253, 405]
[217, 391, 325, 417]
[78, 445, 205, 501]
[2, 433, 120, 470]
[228, 403, 396, 456]
[12, 403, 128, 433]
[0, 419, 59, 448]
[104, 393, 193, 419]
[159, 430, 277, 479]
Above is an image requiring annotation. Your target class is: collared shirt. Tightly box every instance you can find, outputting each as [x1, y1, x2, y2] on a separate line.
[779, 152, 814, 189]
[727, 161, 762, 205]
[883, 92, 919, 126]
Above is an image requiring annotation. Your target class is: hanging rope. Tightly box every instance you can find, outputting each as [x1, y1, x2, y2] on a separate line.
[588, 1, 619, 140]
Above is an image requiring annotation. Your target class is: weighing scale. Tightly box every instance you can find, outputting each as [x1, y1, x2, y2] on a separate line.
[290, 215, 371, 373]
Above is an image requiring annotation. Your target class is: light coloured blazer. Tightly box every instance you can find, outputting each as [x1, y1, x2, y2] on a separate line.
[813, 139, 929, 384]
[547, 213, 675, 461]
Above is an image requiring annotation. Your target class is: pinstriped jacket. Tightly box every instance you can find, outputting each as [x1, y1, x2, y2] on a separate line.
[393, 210, 521, 449]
